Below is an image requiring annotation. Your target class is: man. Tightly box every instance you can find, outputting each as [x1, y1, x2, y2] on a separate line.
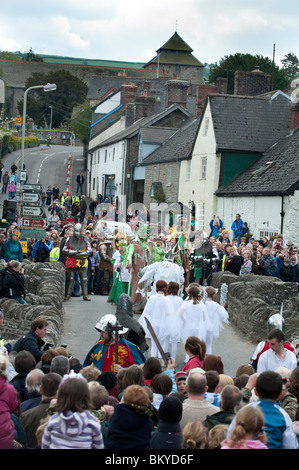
[83, 314, 146, 373]
[224, 246, 242, 276]
[202, 384, 242, 431]
[257, 329, 297, 373]
[262, 247, 278, 276]
[231, 213, 243, 245]
[76, 172, 85, 197]
[31, 236, 53, 263]
[20, 369, 44, 413]
[180, 372, 220, 430]
[50, 355, 70, 377]
[13, 318, 50, 363]
[98, 234, 114, 295]
[20, 372, 61, 449]
[52, 184, 59, 201]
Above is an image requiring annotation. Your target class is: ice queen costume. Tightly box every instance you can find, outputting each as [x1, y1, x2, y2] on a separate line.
[139, 292, 174, 358]
[178, 299, 209, 356]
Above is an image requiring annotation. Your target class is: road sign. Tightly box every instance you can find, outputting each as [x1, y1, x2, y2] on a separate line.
[21, 218, 47, 229]
[22, 193, 41, 204]
[22, 206, 46, 217]
[23, 184, 43, 192]
[14, 116, 22, 127]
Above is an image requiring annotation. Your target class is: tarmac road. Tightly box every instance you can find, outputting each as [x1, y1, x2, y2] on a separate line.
[60, 293, 256, 378]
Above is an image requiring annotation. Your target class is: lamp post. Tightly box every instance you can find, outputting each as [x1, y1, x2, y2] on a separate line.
[18, 83, 57, 230]
[49, 105, 53, 130]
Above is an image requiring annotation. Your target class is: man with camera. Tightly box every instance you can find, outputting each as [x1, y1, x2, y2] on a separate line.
[13, 318, 52, 363]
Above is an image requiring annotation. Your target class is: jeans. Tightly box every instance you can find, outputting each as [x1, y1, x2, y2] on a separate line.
[13, 296, 27, 304]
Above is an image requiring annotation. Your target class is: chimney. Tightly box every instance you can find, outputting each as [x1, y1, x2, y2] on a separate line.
[166, 79, 190, 108]
[125, 103, 136, 127]
[234, 68, 271, 96]
[290, 102, 299, 131]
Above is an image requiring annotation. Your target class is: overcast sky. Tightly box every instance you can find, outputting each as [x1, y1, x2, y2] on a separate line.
[0, 0, 297, 66]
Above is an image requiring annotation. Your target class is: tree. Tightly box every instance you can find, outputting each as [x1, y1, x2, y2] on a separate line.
[17, 70, 88, 128]
[69, 100, 92, 154]
[281, 52, 299, 81]
[208, 53, 290, 94]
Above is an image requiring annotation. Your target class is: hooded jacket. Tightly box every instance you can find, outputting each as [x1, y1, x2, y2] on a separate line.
[0, 374, 18, 449]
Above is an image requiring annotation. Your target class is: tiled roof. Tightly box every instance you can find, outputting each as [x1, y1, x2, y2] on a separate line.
[141, 117, 200, 165]
[215, 127, 299, 196]
[209, 92, 293, 153]
[139, 127, 177, 144]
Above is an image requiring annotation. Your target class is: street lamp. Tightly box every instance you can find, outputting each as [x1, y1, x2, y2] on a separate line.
[18, 83, 56, 227]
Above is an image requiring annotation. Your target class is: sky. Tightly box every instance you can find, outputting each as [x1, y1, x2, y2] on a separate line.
[0, 0, 298, 66]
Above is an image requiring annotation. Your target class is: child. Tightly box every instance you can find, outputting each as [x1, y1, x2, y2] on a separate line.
[221, 405, 267, 449]
[182, 336, 206, 373]
[175, 371, 188, 397]
[41, 372, 104, 449]
[8, 181, 16, 200]
[105, 385, 154, 449]
[204, 286, 229, 354]
[182, 421, 208, 449]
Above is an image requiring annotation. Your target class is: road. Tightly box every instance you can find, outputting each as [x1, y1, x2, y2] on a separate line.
[60, 293, 256, 378]
[1, 143, 256, 377]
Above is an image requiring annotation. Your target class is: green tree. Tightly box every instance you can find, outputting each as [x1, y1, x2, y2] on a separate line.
[209, 53, 290, 93]
[69, 100, 92, 153]
[18, 70, 88, 128]
[281, 52, 299, 81]
[0, 50, 20, 60]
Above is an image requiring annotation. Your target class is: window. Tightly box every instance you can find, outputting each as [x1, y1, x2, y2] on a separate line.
[203, 117, 209, 136]
[197, 202, 205, 230]
[153, 166, 157, 182]
[201, 157, 207, 179]
[112, 148, 115, 161]
[168, 164, 172, 185]
[186, 160, 191, 181]
[104, 149, 107, 163]
[97, 151, 100, 164]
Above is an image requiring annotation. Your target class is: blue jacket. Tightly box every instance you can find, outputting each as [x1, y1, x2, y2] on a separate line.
[209, 219, 223, 238]
[3, 239, 23, 262]
[231, 218, 243, 236]
[227, 400, 298, 449]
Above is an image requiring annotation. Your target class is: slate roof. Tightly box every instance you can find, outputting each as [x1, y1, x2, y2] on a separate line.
[90, 104, 191, 150]
[141, 116, 200, 165]
[209, 91, 293, 153]
[139, 127, 177, 144]
[215, 127, 299, 196]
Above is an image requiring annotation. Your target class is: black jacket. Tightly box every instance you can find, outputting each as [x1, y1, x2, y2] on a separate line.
[225, 255, 243, 276]
[150, 420, 182, 449]
[13, 329, 45, 363]
[2, 267, 25, 298]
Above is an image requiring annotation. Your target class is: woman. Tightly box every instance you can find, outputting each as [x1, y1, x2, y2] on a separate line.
[2, 261, 27, 304]
[240, 250, 252, 275]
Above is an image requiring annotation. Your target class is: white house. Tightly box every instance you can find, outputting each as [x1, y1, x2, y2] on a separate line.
[178, 91, 293, 234]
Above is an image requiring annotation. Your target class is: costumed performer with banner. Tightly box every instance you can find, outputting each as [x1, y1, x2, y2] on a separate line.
[108, 233, 132, 304]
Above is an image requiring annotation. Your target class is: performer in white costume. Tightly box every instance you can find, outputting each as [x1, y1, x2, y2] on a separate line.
[204, 286, 229, 354]
[137, 260, 185, 299]
[164, 281, 184, 361]
[178, 285, 209, 362]
[139, 280, 173, 358]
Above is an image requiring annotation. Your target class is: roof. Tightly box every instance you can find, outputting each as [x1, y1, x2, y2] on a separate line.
[91, 103, 191, 149]
[209, 91, 293, 153]
[141, 116, 200, 165]
[139, 126, 177, 144]
[143, 32, 204, 69]
[215, 127, 299, 197]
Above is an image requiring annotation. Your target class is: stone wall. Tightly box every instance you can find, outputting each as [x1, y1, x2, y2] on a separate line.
[0, 260, 65, 347]
[210, 271, 299, 348]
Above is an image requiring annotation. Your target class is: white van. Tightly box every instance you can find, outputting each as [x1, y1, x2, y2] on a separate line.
[94, 220, 133, 237]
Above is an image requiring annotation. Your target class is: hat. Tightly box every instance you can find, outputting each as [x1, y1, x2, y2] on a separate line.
[175, 371, 188, 382]
[97, 371, 117, 391]
[188, 368, 206, 376]
[158, 396, 182, 423]
[286, 241, 293, 246]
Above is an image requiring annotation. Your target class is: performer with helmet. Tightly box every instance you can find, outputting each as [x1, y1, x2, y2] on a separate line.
[62, 223, 92, 301]
[83, 314, 146, 373]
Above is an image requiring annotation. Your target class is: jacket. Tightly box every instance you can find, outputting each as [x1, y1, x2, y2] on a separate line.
[105, 403, 153, 449]
[13, 328, 45, 363]
[203, 410, 235, 431]
[231, 218, 243, 236]
[0, 374, 19, 449]
[3, 239, 24, 262]
[2, 266, 25, 299]
[32, 239, 53, 262]
[150, 420, 182, 449]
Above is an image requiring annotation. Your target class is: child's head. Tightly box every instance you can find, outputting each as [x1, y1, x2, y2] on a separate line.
[123, 384, 153, 417]
[175, 371, 188, 394]
[56, 373, 91, 413]
[87, 381, 109, 409]
[158, 396, 182, 423]
[184, 336, 206, 361]
[122, 364, 145, 390]
[151, 373, 173, 397]
[182, 421, 207, 449]
[208, 424, 228, 449]
[255, 371, 283, 400]
[228, 406, 267, 448]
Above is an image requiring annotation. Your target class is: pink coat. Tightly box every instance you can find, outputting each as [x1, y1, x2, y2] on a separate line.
[0, 374, 18, 449]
